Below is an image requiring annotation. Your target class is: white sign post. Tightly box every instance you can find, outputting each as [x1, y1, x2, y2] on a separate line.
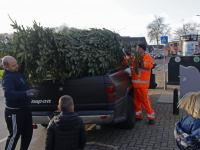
[161, 36, 168, 90]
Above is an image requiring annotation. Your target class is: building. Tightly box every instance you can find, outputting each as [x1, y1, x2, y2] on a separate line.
[122, 36, 149, 52]
[164, 41, 181, 56]
[148, 45, 164, 54]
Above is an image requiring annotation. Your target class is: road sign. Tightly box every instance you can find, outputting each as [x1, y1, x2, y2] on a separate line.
[161, 36, 168, 90]
[161, 36, 168, 44]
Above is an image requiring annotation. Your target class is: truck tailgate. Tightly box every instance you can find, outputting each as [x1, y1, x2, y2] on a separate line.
[30, 76, 107, 111]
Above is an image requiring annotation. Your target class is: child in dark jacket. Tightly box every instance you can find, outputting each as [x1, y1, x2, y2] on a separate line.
[174, 92, 200, 150]
[45, 95, 86, 150]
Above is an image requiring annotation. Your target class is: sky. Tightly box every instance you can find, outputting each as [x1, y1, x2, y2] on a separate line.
[1, 0, 200, 44]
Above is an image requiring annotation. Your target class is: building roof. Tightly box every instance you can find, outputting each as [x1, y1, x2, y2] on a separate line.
[122, 36, 148, 46]
[148, 46, 154, 52]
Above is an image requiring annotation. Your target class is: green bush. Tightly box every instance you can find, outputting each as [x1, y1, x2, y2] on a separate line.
[0, 70, 4, 82]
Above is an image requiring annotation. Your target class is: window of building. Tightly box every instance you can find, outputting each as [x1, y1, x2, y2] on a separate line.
[174, 43, 177, 47]
[167, 44, 169, 48]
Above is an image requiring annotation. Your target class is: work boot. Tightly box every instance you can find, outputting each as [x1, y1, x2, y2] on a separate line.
[149, 120, 155, 125]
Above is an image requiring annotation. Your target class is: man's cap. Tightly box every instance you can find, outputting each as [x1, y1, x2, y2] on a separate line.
[137, 43, 146, 51]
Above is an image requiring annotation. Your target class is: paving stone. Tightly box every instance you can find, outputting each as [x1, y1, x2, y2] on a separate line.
[146, 147, 153, 150]
[128, 142, 135, 147]
[161, 142, 168, 147]
[121, 144, 128, 149]
[139, 148, 146, 150]
[135, 145, 147, 148]
[127, 147, 140, 150]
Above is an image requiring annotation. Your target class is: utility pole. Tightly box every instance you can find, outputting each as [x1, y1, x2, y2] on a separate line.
[163, 44, 167, 90]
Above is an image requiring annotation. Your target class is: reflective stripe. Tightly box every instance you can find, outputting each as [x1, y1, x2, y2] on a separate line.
[149, 55, 153, 67]
[144, 62, 147, 68]
[138, 69, 151, 72]
[136, 111, 142, 115]
[146, 89, 151, 111]
[132, 80, 149, 83]
[147, 112, 155, 118]
[131, 68, 151, 72]
[138, 70, 141, 77]
[138, 69, 151, 77]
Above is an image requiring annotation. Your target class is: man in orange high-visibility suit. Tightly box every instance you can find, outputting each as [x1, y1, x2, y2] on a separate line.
[122, 43, 155, 125]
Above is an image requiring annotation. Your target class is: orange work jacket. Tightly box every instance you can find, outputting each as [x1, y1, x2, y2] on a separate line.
[122, 52, 153, 88]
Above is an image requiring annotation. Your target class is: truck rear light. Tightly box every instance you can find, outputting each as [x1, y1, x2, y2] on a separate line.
[108, 97, 116, 101]
[33, 124, 38, 129]
[107, 85, 115, 94]
[101, 116, 107, 119]
[107, 85, 116, 101]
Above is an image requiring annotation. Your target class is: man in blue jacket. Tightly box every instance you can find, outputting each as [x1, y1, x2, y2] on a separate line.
[2, 56, 39, 150]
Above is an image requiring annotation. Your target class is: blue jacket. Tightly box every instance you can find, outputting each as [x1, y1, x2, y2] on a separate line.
[1, 70, 31, 109]
[174, 115, 200, 149]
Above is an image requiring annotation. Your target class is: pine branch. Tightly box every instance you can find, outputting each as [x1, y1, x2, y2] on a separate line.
[127, 51, 143, 75]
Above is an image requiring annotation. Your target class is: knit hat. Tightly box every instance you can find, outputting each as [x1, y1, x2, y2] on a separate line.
[137, 43, 146, 51]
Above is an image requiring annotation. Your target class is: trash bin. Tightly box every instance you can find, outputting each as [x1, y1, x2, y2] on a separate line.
[149, 63, 157, 89]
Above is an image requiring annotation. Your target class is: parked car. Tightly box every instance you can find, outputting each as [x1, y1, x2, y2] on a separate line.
[150, 54, 154, 58]
[154, 53, 164, 59]
[177, 52, 182, 56]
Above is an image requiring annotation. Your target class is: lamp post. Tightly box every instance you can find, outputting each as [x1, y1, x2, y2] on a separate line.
[163, 44, 167, 90]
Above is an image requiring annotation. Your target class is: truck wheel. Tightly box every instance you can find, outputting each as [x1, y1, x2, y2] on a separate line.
[41, 124, 48, 128]
[118, 94, 136, 129]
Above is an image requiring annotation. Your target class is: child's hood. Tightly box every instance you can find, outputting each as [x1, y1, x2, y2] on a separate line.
[176, 115, 200, 138]
[53, 112, 79, 130]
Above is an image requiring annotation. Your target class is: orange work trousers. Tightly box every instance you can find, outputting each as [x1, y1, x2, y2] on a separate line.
[133, 88, 155, 120]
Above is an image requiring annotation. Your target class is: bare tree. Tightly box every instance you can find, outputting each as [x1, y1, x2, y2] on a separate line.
[173, 21, 200, 40]
[147, 16, 171, 53]
[51, 23, 69, 33]
[0, 33, 13, 42]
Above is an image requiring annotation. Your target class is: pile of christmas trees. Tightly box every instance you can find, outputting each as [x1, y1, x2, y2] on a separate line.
[0, 19, 131, 85]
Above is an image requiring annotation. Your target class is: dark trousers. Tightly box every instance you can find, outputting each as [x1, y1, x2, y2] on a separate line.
[4, 108, 33, 150]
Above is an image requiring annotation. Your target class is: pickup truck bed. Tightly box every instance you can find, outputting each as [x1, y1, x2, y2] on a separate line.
[30, 67, 136, 129]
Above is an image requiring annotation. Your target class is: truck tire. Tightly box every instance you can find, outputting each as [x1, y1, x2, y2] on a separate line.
[118, 94, 136, 129]
[41, 124, 48, 128]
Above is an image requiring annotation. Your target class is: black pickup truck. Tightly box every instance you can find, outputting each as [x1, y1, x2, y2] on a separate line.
[30, 67, 136, 129]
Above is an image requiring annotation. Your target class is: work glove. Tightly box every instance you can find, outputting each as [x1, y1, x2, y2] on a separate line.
[139, 63, 143, 68]
[26, 89, 39, 98]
